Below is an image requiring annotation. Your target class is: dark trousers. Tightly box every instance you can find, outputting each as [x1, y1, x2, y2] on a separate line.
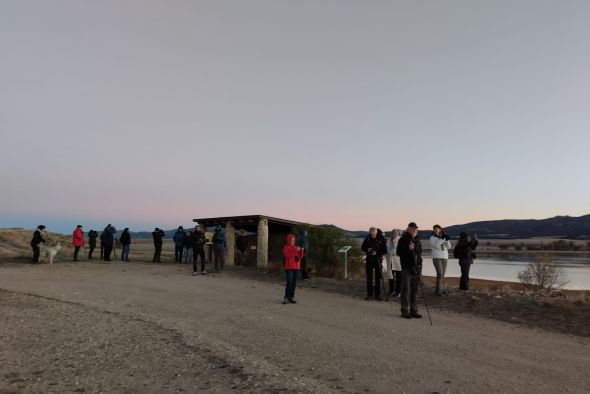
[389, 270, 402, 294]
[237, 250, 246, 265]
[100, 245, 104, 259]
[400, 268, 420, 313]
[88, 247, 95, 259]
[153, 244, 162, 262]
[300, 256, 309, 279]
[365, 258, 382, 298]
[74, 246, 80, 261]
[284, 269, 298, 300]
[103, 245, 113, 261]
[192, 247, 206, 272]
[32, 245, 40, 263]
[213, 250, 225, 272]
[459, 262, 471, 290]
[174, 246, 184, 263]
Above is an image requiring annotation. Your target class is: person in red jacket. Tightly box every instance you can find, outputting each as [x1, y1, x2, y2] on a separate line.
[282, 234, 304, 304]
[72, 225, 84, 261]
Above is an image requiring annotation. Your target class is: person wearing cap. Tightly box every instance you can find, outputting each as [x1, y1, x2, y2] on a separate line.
[30, 225, 46, 263]
[212, 226, 226, 272]
[361, 227, 388, 301]
[119, 228, 131, 262]
[396, 222, 423, 319]
[430, 225, 452, 296]
[72, 225, 84, 261]
[173, 226, 187, 263]
[152, 227, 165, 262]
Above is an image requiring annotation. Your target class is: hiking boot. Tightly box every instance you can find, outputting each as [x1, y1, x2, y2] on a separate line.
[192, 272, 198, 276]
[289, 299, 297, 304]
[394, 293, 401, 298]
[401, 312, 412, 319]
[201, 271, 207, 275]
[375, 296, 383, 302]
[282, 298, 290, 305]
[410, 312, 422, 319]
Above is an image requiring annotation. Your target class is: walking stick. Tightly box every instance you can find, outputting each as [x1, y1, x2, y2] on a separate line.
[418, 275, 433, 326]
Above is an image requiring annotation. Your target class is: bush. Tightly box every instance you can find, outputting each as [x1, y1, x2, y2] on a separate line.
[518, 257, 569, 292]
[304, 226, 362, 278]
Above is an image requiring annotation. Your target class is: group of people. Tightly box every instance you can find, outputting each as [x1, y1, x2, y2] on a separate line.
[361, 223, 478, 319]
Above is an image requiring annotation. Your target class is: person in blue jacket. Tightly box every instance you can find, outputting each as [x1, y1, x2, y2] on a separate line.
[212, 226, 226, 273]
[102, 224, 117, 262]
[173, 226, 187, 263]
[297, 228, 310, 280]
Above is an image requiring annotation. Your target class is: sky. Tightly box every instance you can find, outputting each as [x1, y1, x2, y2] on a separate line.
[1, 0, 589, 234]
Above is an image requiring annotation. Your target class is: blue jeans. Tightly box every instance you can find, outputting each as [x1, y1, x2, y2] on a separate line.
[121, 245, 130, 261]
[284, 269, 298, 300]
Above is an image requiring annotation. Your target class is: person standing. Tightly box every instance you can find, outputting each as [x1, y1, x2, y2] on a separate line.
[30, 225, 46, 263]
[297, 229, 310, 280]
[102, 224, 117, 261]
[72, 225, 84, 261]
[184, 231, 193, 263]
[430, 225, 452, 296]
[99, 232, 105, 259]
[88, 229, 98, 260]
[361, 227, 387, 301]
[119, 228, 131, 262]
[212, 226, 226, 273]
[191, 225, 207, 275]
[396, 222, 423, 319]
[173, 226, 187, 263]
[282, 234, 304, 304]
[386, 229, 402, 297]
[454, 232, 475, 291]
[236, 229, 248, 266]
[152, 227, 165, 263]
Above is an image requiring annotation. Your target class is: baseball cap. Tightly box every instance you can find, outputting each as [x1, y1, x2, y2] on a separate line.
[407, 222, 419, 229]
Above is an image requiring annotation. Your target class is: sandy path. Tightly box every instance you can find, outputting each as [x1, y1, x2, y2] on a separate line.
[0, 262, 588, 393]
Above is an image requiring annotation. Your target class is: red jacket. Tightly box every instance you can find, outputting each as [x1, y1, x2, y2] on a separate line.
[283, 234, 304, 270]
[72, 228, 84, 247]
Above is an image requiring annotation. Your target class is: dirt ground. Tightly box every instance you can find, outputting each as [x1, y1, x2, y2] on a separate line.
[1, 260, 589, 394]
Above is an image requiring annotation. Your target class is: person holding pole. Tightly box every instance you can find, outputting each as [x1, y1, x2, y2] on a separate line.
[396, 222, 423, 319]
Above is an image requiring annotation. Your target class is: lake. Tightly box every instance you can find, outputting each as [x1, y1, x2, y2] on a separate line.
[420, 256, 590, 290]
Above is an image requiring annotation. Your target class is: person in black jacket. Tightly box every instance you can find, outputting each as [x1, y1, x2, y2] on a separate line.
[189, 225, 207, 275]
[88, 230, 98, 260]
[152, 227, 165, 263]
[119, 228, 131, 262]
[454, 232, 476, 290]
[361, 227, 387, 301]
[396, 222, 422, 319]
[30, 225, 46, 263]
[102, 224, 117, 261]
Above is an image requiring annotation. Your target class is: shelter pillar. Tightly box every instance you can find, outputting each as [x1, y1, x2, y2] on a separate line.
[225, 221, 235, 266]
[257, 218, 268, 268]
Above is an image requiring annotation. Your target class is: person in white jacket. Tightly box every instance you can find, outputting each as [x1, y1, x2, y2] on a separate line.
[430, 225, 452, 296]
[385, 229, 402, 297]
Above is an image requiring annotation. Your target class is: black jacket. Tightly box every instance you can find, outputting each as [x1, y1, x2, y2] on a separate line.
[396, 232, 422, 271]
[186, 231, 206, 249]
[361, 235, 387, 263]
[236, 235, 249, 252]
[119, 230, 131, 246]
[31, 230, 45, 247]
[454, 239, 473, 263]
[152, 230, 165, 246]
[88, 230, 98, 248]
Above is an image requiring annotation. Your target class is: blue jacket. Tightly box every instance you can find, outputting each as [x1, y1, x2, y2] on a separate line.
[173, 230, 187, 247]
[297, 231, 309, 254]
[102, 226, 116, 243]
[212, 230, 226, 251]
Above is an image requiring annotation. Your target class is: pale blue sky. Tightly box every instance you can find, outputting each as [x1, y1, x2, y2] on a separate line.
[1, 1, 589, 233]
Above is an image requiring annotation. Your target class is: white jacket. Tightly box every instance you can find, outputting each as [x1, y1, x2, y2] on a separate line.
[430, 235, 452, 260]
[384, 236, 402, 278]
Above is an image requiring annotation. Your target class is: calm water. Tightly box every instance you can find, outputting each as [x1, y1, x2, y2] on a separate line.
[421, 257, 590, 290]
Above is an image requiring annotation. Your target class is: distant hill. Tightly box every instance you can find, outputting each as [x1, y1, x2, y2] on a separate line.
[321, 214, 590, 239]
[442, 215, 590, 239]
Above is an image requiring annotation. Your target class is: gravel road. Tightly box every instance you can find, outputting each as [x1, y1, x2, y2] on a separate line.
[1, 262, 588, 393]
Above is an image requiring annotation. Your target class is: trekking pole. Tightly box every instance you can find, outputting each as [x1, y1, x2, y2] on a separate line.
[418, 276, 433, 326]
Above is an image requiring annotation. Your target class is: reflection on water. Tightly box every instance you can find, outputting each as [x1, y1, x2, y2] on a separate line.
[421, 256, 590, 290]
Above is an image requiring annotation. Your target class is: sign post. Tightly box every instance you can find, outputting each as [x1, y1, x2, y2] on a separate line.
[337, 246, 352, 279]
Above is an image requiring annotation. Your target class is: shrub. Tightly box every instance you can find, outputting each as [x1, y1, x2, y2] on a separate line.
[518, 256, 569, 292]
[304, 226, 362, 277]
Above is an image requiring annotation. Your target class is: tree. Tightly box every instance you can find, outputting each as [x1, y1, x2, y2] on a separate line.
[518, 256, 569, 292]
[304, 225, 361, 277]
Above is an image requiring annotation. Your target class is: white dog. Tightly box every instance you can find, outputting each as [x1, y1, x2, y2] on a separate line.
[43, 243, 62, 264]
